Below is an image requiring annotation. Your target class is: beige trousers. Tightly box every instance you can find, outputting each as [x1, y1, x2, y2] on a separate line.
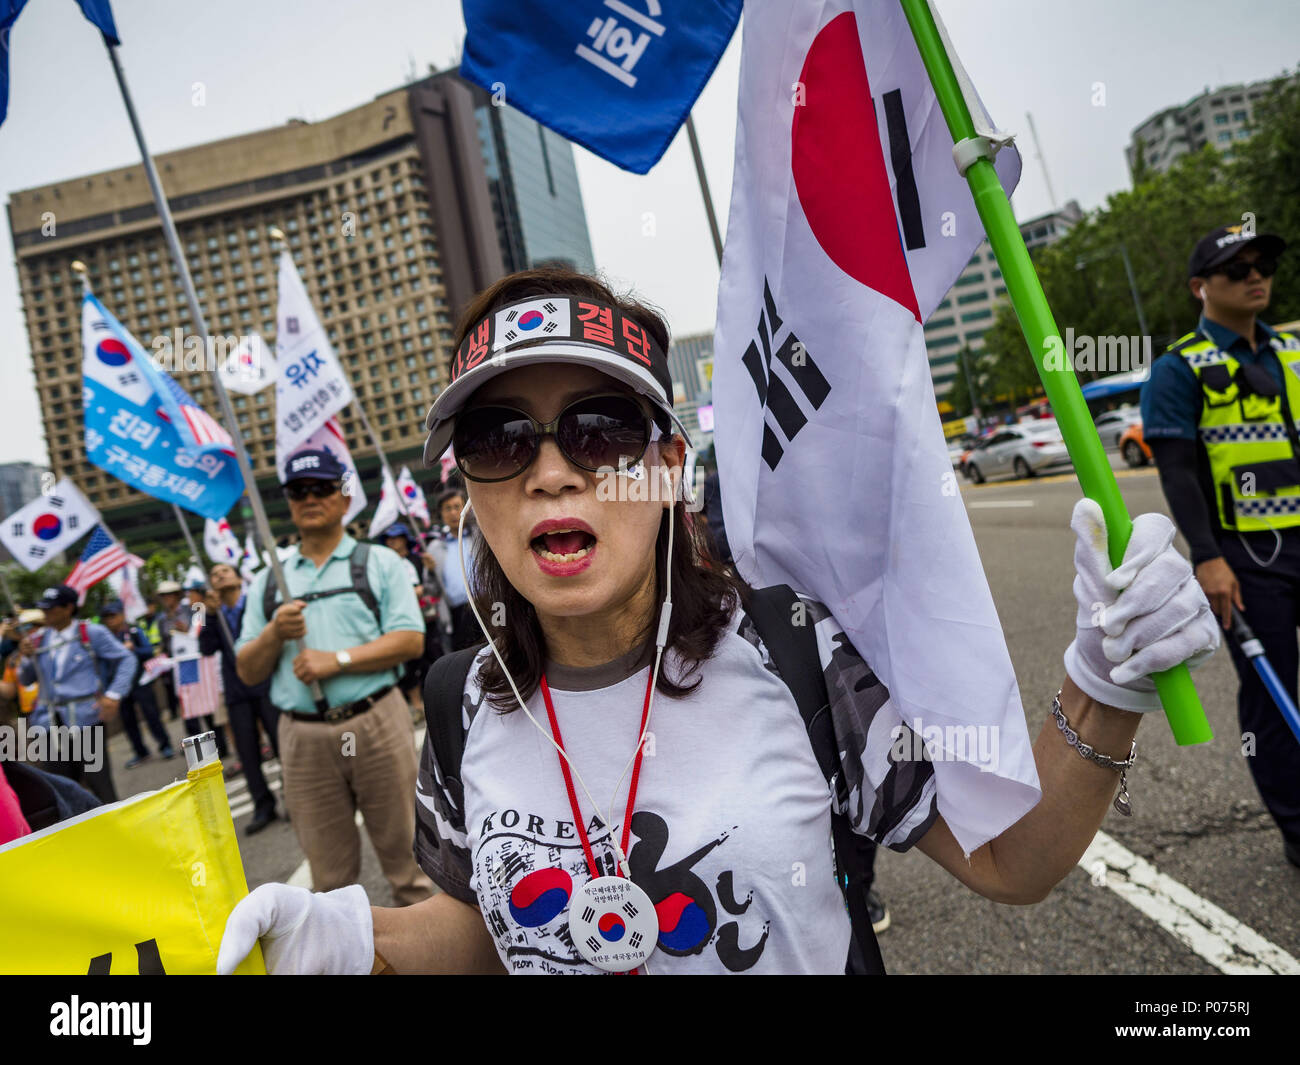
[277, 686, 434, 906]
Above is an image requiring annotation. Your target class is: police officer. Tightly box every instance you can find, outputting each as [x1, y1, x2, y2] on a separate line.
[17, 585, 137, 803]
[1141, 223, 1300, 869]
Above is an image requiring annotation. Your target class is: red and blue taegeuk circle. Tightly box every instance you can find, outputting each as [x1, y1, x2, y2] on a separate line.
[597, 912, 626, 942]
[508, 867, 572, 927]
[518, 309, 544, 331]
[32, 513, 62, 541]
[95, 338, 131, 367]
[655, 892, 711, 951]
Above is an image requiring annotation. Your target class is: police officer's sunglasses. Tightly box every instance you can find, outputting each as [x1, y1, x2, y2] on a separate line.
[283, 480, 341, 501]
[1213, 256, 1278, 282]
[452, 393, 655, 483]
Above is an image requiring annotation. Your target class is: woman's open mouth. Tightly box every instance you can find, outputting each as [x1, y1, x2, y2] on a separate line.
[529, 520, 597, 576]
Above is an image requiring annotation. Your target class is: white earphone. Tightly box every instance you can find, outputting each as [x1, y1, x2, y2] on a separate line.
[456, 479, 675, 885]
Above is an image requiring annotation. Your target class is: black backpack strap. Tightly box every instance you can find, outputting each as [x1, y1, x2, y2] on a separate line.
[421, 647, 479, 819]
[348, 543, 381, 629]
[261, 543, 383, 630]
[745, 584, 886, 976]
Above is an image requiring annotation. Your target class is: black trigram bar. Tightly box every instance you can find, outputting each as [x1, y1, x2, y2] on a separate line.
[581, 905, 596, 923]
[883, 88, 925, 251]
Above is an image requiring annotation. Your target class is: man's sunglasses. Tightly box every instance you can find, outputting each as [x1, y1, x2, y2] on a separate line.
[1212, 256, 1278, 282]
[453, 393, 654, 483]
[283, 480, 340, 501]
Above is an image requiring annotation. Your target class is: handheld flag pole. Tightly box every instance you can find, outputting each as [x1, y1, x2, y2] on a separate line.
[685, 113, 724, 266]
[898, 0, 1210, 744]
[1230, 608, 1300, 749]
[101, 41, 326, 711]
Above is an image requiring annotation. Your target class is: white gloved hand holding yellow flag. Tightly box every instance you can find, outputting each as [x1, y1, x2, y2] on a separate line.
[217, 882, 373, 975]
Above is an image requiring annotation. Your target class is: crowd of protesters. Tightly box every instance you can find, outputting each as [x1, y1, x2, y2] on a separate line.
[0, 460, 484, 890]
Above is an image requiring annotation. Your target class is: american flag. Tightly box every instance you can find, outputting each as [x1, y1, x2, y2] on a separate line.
[156, 372, 235, 454]
[65, 524, 130, 600]
[175, 654, 223, 720]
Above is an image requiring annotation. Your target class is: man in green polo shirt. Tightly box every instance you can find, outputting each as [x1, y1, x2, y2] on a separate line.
[237, 447, 433, 905]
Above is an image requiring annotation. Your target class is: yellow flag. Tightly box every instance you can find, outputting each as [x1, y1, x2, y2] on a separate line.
[0, 761, 266, 974]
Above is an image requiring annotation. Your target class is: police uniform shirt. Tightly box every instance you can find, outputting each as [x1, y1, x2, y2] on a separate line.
[1141, 315, 1296, 548]
[1142, 315, 1286, 444]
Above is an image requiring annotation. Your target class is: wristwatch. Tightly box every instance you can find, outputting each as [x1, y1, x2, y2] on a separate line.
[335, 649, 353, 671]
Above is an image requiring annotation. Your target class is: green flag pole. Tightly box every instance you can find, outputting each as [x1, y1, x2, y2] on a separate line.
[899, 0, 1211, 745]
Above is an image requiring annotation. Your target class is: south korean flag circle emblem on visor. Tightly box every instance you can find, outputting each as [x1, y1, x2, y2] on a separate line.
[421, 294, 692, 466]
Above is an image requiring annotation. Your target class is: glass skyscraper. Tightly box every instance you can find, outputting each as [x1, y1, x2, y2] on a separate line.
[459, 76, 596, 275]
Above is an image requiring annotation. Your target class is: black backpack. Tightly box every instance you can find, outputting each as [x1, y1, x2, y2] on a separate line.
[421, 583, 887, 976]
[261, 542, 382, 628]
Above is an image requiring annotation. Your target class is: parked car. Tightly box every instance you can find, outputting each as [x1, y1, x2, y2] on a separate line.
[1093, 407, 1143, 450]
[947, 434, 977, 470]
[1118, 421, 1152, 467]
[964, 421, 1072, 483]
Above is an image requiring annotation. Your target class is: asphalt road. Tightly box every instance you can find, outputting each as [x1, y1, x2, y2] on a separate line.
[97, 460, 1300, 974]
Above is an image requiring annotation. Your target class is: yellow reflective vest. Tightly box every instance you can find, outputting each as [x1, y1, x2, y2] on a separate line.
[1173, 329, 1300, 533]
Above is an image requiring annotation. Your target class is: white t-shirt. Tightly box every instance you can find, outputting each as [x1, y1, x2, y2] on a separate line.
[414, 595, 939, 975]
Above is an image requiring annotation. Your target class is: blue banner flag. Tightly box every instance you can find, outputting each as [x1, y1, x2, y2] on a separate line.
[81, 292, 244, 520]
[1, 0, 119, 126]
[459, 0, 741, 174]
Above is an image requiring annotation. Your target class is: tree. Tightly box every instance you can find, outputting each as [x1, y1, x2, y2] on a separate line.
[1233, 71, 1300, 324]
[945, 349, 974, 418]
[979, 145, 1239, 385]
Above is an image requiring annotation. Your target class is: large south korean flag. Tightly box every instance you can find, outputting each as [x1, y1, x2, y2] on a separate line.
[713, 0, 1036, 853]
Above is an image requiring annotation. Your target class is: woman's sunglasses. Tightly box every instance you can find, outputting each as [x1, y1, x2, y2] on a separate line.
[453, 393, 654, 483]
[283, 480, 340, 501]
[1213, 256, 1278, 282]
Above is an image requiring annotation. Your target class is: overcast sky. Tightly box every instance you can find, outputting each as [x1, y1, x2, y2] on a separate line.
[1, 0, 1296, 465]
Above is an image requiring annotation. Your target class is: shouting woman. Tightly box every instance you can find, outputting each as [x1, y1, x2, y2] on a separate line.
[219, 267, 1218, 975]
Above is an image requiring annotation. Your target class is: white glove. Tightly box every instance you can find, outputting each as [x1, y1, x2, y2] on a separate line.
[1064, 499, 1219, 711]
[216, 882, 374, 975]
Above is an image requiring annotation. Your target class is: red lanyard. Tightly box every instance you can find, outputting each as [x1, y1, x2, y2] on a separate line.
[539, 668, 655, 881]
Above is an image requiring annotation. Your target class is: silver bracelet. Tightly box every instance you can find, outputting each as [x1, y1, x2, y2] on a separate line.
[1050, 689, 1136, 817]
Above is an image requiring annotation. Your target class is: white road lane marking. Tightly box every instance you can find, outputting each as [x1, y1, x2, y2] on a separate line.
[1080, 831, 1300, 975]
[968, 499, 1035, 508]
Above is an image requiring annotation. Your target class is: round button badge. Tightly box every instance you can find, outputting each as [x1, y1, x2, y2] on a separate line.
[568, 876, 659, 973]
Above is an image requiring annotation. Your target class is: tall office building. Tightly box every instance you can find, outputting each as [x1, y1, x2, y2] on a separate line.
[666, 331, 716, 455]
[1126, 75, 1294, 177]
[925, 201, 1082, 404]
[8, 71, 594, 548]
[0, 461, 46, 565]
[451, 75, 597, 275]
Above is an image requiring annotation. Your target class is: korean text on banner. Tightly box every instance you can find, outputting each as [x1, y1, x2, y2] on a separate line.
[82, 293, 244, 520]
[274, 251, 353, 454]
[459, 0, 742, 174]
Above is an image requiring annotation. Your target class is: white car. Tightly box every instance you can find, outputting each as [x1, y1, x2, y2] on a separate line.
[964, 422, 1072, 483]
[1093, 408, 1142, 450]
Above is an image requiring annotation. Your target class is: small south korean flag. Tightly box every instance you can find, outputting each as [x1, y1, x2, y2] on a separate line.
[493, 299, 570, 349]
[82, 295, 156, 407]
